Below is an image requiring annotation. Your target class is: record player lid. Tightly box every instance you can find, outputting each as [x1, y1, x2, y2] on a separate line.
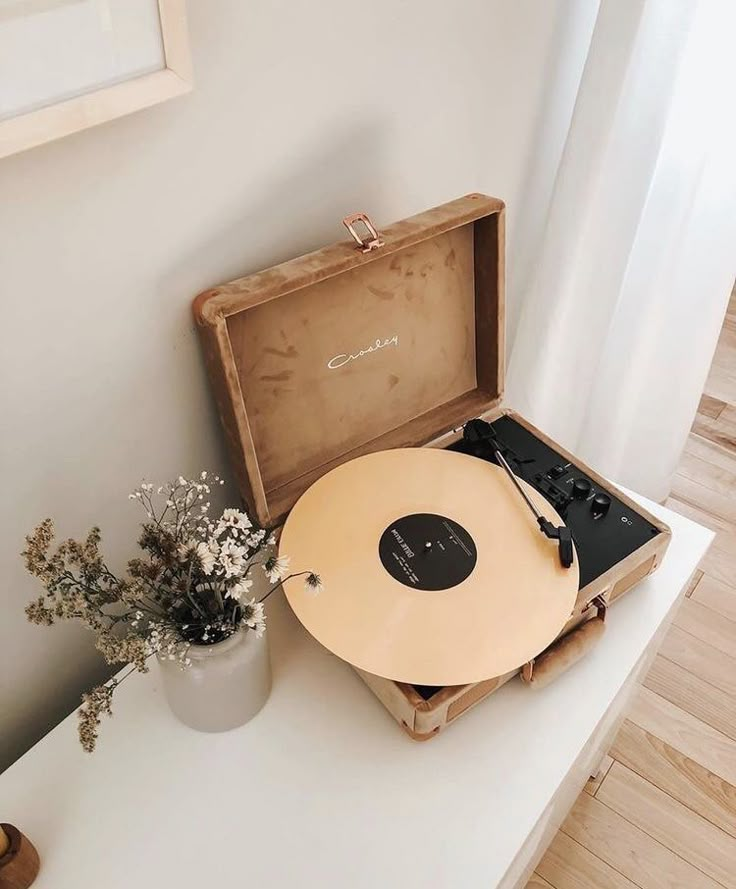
[193, 193, 505, 526]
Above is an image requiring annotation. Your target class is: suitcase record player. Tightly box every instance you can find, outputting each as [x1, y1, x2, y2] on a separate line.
[193, 194, 670, 739]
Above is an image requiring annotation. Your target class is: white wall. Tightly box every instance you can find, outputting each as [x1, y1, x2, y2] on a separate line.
[0, 0, 596, 770]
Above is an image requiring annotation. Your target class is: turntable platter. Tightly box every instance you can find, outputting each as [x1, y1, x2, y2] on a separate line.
[280, 447, 579, 685]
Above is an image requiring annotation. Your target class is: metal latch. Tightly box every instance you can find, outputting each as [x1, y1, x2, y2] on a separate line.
[342, 212, 384, 253]
[588, 595, 608, 621]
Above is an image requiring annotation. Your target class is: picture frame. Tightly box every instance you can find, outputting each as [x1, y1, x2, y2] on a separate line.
[0, 0, 192, 160]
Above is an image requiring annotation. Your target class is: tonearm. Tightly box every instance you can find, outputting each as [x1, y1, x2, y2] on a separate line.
[464, 419, 574, 569]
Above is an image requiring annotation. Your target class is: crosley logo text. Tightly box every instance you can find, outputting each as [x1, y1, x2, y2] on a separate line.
[327, 335, 399, 370]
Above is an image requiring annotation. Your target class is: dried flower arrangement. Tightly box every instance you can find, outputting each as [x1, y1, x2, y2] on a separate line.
[22, 472, 321, 752]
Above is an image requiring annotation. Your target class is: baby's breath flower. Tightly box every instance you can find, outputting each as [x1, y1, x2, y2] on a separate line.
[22, 473, 318, 753]
[78, 681, 117, 753]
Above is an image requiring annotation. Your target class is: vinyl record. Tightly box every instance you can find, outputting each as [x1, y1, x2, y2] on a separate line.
[280, 447, 579, 686]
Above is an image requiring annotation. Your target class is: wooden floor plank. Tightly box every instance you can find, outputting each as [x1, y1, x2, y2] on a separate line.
[669, 473, 736, 525]
[585, 754, 614, 796]
[664, 496, 736, 552]
[526, 874, 556, 889]
[691, 573, 736, 622]
[658, 624, 736, 698]
[644, 654, 736, 740]
[597, 763, 736, 889]
[697, 394, 727, 419]
[561, 792, 722, 889]
[610, 720, 736, 839]
[536, 831, 639, 889]
[698, 541, 736, 588]
[704, 361, 736, 407]
[626, 687, 736, 786]
[691, 404, 736, 452]
[672, 597, 736, 659]
[684, 431, 736, 477]
[685, 569, 704, 598]
[676, 451, 736, 497]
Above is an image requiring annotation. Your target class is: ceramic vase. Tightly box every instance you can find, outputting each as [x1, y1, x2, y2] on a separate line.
[158, 627, 271, 732]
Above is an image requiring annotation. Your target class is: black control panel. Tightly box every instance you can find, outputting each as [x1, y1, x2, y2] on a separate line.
[410, 414, 662, 702]
[449, 414, 661, 590]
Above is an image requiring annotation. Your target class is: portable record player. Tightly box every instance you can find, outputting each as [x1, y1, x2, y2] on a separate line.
[193, 194, 671, 739]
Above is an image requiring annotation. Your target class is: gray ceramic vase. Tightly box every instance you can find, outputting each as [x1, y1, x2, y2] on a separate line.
[158, 627, 272, 732]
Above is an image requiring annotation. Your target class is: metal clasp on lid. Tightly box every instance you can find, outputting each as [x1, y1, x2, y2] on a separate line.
[342, 212, 384, 253]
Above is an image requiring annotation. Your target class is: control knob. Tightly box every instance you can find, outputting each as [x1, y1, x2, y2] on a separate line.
[591, 492, 612, 518]
[572, 478, 592, 500]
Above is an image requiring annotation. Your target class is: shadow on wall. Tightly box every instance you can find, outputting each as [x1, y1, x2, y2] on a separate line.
[162, 121, 394, 303]
[165, 116, 396, 491]
[163, 117, 396, 465]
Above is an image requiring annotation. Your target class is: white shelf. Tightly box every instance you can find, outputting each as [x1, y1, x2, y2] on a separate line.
[0, 495, 712, 889]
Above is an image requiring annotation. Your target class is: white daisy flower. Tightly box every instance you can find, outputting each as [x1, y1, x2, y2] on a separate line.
[227, 578, 254, 600]
[264, 555, 290, 583]
[216, 508, 252, 536]
[304, 572, 323, 595]
[243, 599, 266, 636]
[218, 538, 247, 578]
[194, 541, 216, 575]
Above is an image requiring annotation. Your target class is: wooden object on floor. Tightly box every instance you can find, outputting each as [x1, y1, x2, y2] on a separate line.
[0, 824, 39, 889]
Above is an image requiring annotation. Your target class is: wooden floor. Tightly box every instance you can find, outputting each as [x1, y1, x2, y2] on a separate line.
[530, 290, 736, 889]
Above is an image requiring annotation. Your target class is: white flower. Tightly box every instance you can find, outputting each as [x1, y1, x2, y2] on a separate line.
[304, 572, 323, 595]
[227, 578, 253, 600]
[178, 540, 195, 559]
[218, 538, 247, 578]
[194, 541, 216, 575]
[216, 508, 252, 535]
[242, 599, 266, 637]
[264, 554, 290, 583]
[247, 529, 266, 548]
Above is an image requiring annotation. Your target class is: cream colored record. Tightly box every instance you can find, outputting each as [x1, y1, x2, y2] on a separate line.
[280, 448, 579, 686]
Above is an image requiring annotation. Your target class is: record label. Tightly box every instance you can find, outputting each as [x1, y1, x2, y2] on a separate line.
[378, 513, 477, 591]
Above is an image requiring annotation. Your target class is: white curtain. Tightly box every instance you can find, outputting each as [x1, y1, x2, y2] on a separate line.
[506, 0, 736, 502]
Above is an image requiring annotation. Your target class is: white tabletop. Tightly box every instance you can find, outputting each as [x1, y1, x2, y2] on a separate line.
[0, 496, 712, 889]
